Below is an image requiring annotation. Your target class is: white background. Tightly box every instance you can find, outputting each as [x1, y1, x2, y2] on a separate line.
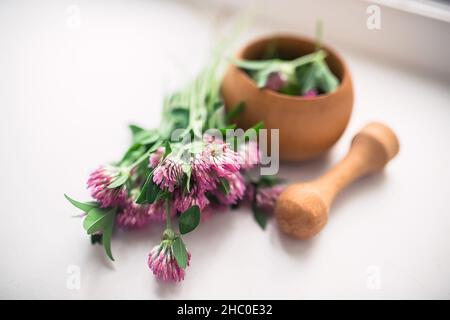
[0, 0, 449, 299]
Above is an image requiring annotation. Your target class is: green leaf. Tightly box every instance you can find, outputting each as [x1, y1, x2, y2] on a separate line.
[102, 209, 116, 261]
[172, 237, 188, 269]
[219, 124, 237, 138]
[229, 57, 277, 70]
[136, 172, 152, 204]
[290, 50, 326, 68]
[81, 206, 116, 260]
[212, 100, 223, 111]
[179, 205, 201, 234]
[155, 189, 171, 202]
[171, 107, 189, 118]
[252, 204, 268, 230]
[138, 131, 159, 145]
[129, 125, 159, 145]
[147, 181, 162, 204]
[170, 108, 190, 129]
[129, 124, 144, 137]
[315, 60, 339, 93]
[298, 63, 320, 95]
[280, 82, 301, 96]
[136, 171, 161, 204]
[253, 121, 265, 132]
[148, 140, 163, 153]
[120, 143, 146, 165]
[225, 101, 245, 123]
[218, 178, 230, 195]
[83, 207, 115, 235]
[244, 121, 264, 137]
[164, 141, 172, 158]
[232, 50, 326, 91]
[107, 172, 129, 189]
[64, 194, 98, 212]
[257, 175, 284, 188]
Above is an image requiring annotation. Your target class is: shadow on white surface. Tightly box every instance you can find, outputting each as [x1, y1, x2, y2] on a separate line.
[278, 152, 334, 183]
[275, 228, 318, 259]
[86, 245, 116, 271]
[331, 172, 388, 215]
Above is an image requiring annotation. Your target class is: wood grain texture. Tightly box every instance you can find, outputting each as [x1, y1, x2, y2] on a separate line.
[275, 122, 400, 239]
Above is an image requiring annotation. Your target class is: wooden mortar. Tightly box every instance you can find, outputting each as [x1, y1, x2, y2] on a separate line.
[221, 34, 354, 161]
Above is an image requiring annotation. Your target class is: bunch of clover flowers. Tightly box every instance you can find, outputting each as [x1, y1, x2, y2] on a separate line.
[64, 37, 284, 282]
[64, 136, 284, 282]
[65, 131, 265, 282]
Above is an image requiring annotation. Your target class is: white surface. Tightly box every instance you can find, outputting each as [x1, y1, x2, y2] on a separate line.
[0, 0, 449, 299]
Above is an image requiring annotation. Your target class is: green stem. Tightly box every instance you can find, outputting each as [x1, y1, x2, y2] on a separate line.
[290, 50, 326, 68]
[165, 199, 172, 230]
[229, 57, 274, 70]
[315, 19, 323, 50]
[126, 149, 151, 171]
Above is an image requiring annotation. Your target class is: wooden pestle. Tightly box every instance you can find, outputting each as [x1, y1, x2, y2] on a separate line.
[275, 122, 400, 239]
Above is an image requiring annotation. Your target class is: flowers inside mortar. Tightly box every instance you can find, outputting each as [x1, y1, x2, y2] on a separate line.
[230, 22, 340, 97]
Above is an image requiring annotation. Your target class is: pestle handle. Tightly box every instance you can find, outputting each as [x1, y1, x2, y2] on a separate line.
[314, 122, 400, 205]
[275, 122, 399, 239]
